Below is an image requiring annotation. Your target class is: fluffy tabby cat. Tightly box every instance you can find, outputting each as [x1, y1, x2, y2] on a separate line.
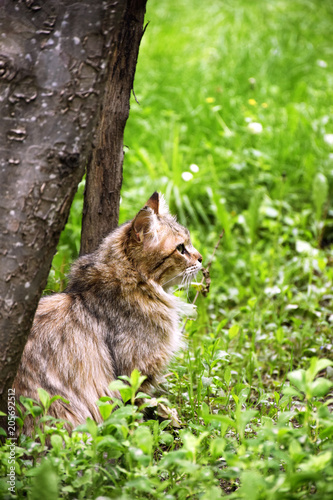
[14, 192, 202, 433]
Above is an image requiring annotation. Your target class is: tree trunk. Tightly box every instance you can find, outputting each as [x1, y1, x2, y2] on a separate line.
[0, 0, 147, 418]
[80, 1, 147, 255]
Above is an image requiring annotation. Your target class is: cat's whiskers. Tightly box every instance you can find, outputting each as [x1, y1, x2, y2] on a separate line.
[181, 274, 191, 300]
[163, 265, 201, 294]
[162, 270, 186, 287]
[184, 266, 202, 296]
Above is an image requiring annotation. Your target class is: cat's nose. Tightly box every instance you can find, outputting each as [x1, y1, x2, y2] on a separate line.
[197, 254, 202, 263]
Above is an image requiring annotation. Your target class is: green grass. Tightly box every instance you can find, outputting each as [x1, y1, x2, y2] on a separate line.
[2, 0, 333, 498]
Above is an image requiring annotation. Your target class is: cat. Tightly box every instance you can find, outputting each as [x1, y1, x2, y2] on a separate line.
[13, 192, 202, 433]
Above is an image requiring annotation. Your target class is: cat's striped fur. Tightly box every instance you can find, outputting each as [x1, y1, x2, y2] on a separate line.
[13, 192, 202, 433]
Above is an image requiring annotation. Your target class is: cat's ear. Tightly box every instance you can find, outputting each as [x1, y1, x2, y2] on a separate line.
[144, 192, 170, 215]
[131, 207, 154, 243]
[144, 192, 159, 214]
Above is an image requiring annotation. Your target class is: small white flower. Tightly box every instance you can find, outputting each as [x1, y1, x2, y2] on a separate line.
[247, 122, 263, 134]
[296, 240, 318, 256]
[181, 171, 193, 181]
[324, 134, 333, 146]
[286, 304, 298, 311]
[264, 286, 281, 297]
[261, 206, 279, 218]
[189, 163, 199, 173]
[317, 59, 327, 68]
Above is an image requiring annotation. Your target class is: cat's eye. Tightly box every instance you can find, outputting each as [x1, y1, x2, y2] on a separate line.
[176, 243, 186, 255]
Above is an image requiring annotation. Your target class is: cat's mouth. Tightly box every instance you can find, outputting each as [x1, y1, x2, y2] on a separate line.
[184, 263, 202, 277]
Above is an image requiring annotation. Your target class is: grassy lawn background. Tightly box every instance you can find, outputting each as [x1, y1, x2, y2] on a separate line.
[2, 0, 333, 498]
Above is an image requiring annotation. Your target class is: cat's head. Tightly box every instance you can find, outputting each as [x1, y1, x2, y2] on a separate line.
[126, 192, 202, 289]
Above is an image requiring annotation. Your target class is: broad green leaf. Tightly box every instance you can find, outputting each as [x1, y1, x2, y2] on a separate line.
[238, 388, 250, 405]
[228, 324, 240, 340]
[238, 470, 264, 500]
[108, 380, 129, 392]
[96, 435, 122, 451]
[201, 401, 209, 418]
[50, 434, 63, 454]
[62, 486, 75, 494]
[159, 449, 188, 469]
[112, 405, 138, 420]
[159, 419, 171, 431]
[159, 431, 174, 446]
[247, 297, 257, 309]
[319, 425, 333, 440]
[236, 409, 258, 438]
[201, 486, 224, 500]
[300, 451, 332, 472]
[96, 436, 123, 459]
[119, 387, 132, 404]
[85, 417, 98, 438]
[130, 369, 146, 391]
[37, 388, 50, 410]
[261, 416, 274, 428]
[19, 396, 37, 410]
[98, 402, 113, 420]
[29, 460, 59, 500]
[276, 326, 284, 344]
[216, 318, 228, 334]
[288, 439, 305, 462]
[287, 369, 306, 393]
[125, 477, 153, 493]
[318, 404, 330, 418]
[133, 426, 153, 455]
[310, 378, 333, 398]
[135, 391, 150, 400]
[49, 395, 70, 405]
[31, 406, 43, 417]
[98, 396, 114, 403]
[209, 437, 226, 458]
[224, 366, 231, 386]
[282, 386, 303, 399]
[181, 430, 208, 454]
[232, 393, 239, 405]
[307, 358, 333, 381]
[25, 468, 42, 477]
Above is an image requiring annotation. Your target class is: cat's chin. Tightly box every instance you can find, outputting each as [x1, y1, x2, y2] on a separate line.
[161, 276, 183, 291]
[161, 265, 201, 292]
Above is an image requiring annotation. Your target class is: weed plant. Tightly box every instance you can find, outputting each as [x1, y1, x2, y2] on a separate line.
[1, 0, 333, 498]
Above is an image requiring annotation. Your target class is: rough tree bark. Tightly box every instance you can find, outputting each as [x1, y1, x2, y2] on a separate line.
[80, 1, 147, 255]
[0, 0, 147, 418]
